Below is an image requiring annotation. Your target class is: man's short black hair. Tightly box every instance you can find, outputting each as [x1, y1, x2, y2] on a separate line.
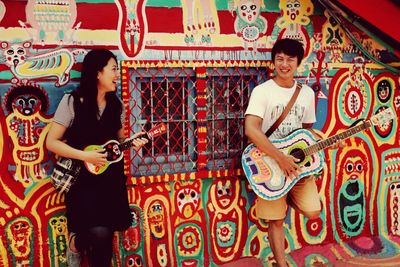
[271, 38, 305, 65]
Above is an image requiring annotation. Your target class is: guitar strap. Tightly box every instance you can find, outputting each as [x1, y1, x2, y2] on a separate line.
[265, 82, 302, 137]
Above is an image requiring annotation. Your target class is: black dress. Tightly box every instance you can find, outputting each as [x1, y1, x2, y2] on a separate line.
[64, 93, 132, 233]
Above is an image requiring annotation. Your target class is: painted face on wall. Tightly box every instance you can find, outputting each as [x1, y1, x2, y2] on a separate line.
[176, 187, 200, 218]
[7, 218, 33, 259]
[337, 149, 367, 237]
[174, 180, 201, 219]
[238, 0, 261, 24]
[147, 200, 166, 239]
[12, 94, 42, 116]
[343, 157, 365, 180]
[3, 43, 26, 66]
[49, 215, 68, 236]
[214, 180, 234, 209]
[125, 254, 143, 267]
[377, 79, 391, 103]
[286, 0, 301, 21]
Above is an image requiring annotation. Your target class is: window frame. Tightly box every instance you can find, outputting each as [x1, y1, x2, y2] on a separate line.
[121, 60, 270, 184]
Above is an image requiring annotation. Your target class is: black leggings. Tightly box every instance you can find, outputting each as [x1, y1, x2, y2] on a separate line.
[76, 226, 114, 267]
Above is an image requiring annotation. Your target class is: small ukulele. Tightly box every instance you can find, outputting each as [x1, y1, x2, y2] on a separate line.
[84, 123, 167, 175]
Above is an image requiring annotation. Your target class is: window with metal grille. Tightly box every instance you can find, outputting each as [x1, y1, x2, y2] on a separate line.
[121, 61, 269, 184]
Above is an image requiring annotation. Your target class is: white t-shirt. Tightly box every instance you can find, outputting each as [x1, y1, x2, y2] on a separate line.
[245, 79, 316, 140]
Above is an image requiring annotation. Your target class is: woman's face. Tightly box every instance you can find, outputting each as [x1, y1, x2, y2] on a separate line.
[97, 57, 120, 93]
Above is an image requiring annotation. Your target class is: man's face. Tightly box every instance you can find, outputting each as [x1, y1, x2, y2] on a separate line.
[273, 52, 298, 80]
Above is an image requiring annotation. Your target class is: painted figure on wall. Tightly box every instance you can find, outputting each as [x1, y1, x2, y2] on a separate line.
[233, 0, 267, 55]
[272, 0, 314, 57]
[5, 217, 34, 266]
[116, 0, 146, 58]
[181, 0, 219, 45]
[330, 57, 373, 126]
[322, 10, 347, 63]
[206, 178, 247, 264]
[333, 139, 371, 240]
[373, 73, 399, 143]
[4, 84, 52, 186]
[173, 180, 202, 222]
[22, 0, 78, 44]
[172, 180, 208, 266]
[142, 187, 174, 267]
[0, 41, 85, 87]
[48, 214, 68, 265]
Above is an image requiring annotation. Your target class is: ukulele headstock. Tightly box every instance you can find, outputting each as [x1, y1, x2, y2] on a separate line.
[147, 123, 167, 139]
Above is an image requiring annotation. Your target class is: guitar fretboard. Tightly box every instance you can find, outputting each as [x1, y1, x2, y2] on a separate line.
[119, 133, 149, 152]
[303, 120, 372, 156]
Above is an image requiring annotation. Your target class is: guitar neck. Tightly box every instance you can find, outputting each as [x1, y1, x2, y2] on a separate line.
[304, 120, 372, 156]
[119, 133, 149, 152]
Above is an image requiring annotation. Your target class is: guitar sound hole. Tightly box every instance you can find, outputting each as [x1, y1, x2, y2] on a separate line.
[289, 148, 305, 163]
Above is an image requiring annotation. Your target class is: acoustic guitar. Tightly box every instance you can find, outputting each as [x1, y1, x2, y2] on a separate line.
[241, 108, 394, 200]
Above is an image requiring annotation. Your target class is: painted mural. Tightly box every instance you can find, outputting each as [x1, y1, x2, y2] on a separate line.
[0, 0, 399, 266]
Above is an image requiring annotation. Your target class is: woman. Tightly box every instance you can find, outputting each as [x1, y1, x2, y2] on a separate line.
[46, 49, 147, 266]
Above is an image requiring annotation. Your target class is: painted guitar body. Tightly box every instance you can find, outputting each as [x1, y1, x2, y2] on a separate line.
[84, 140, 123, 175]
[242, 108, 394, 200]
[242, 129, 324, 200]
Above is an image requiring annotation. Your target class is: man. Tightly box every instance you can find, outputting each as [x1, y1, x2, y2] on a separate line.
[244, 38, 321, 267]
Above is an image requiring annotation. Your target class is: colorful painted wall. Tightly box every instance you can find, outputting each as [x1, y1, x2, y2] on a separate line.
[0, 0, 399, 266]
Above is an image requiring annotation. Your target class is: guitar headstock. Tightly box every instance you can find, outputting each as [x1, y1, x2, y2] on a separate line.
[147, 123, 167, 138]
[370, 108, 395, 126]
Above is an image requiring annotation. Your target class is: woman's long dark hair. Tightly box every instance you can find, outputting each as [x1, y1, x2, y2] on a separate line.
[73, 49, 121, 124]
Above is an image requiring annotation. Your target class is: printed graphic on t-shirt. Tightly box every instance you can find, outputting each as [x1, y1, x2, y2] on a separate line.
[270, 104, 305, 139]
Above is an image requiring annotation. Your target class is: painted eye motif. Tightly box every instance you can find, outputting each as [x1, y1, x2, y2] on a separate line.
[28, 97, 38, 107]
[346, 162, 354, 172]
[355, 163, 363, 172]
[225, 188, 231, 195]
[16, 98, 26, 106]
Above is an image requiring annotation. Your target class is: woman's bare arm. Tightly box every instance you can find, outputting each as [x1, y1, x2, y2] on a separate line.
[46, 121, 107, 165]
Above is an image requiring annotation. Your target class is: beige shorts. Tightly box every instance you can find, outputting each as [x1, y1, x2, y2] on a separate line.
[255, 176, 321, 221]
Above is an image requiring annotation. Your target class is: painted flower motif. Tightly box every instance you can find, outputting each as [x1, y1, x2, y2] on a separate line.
[217, 223, 233, 242]
[184, 232, 197, 248]
[177, 226, 201, 255]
